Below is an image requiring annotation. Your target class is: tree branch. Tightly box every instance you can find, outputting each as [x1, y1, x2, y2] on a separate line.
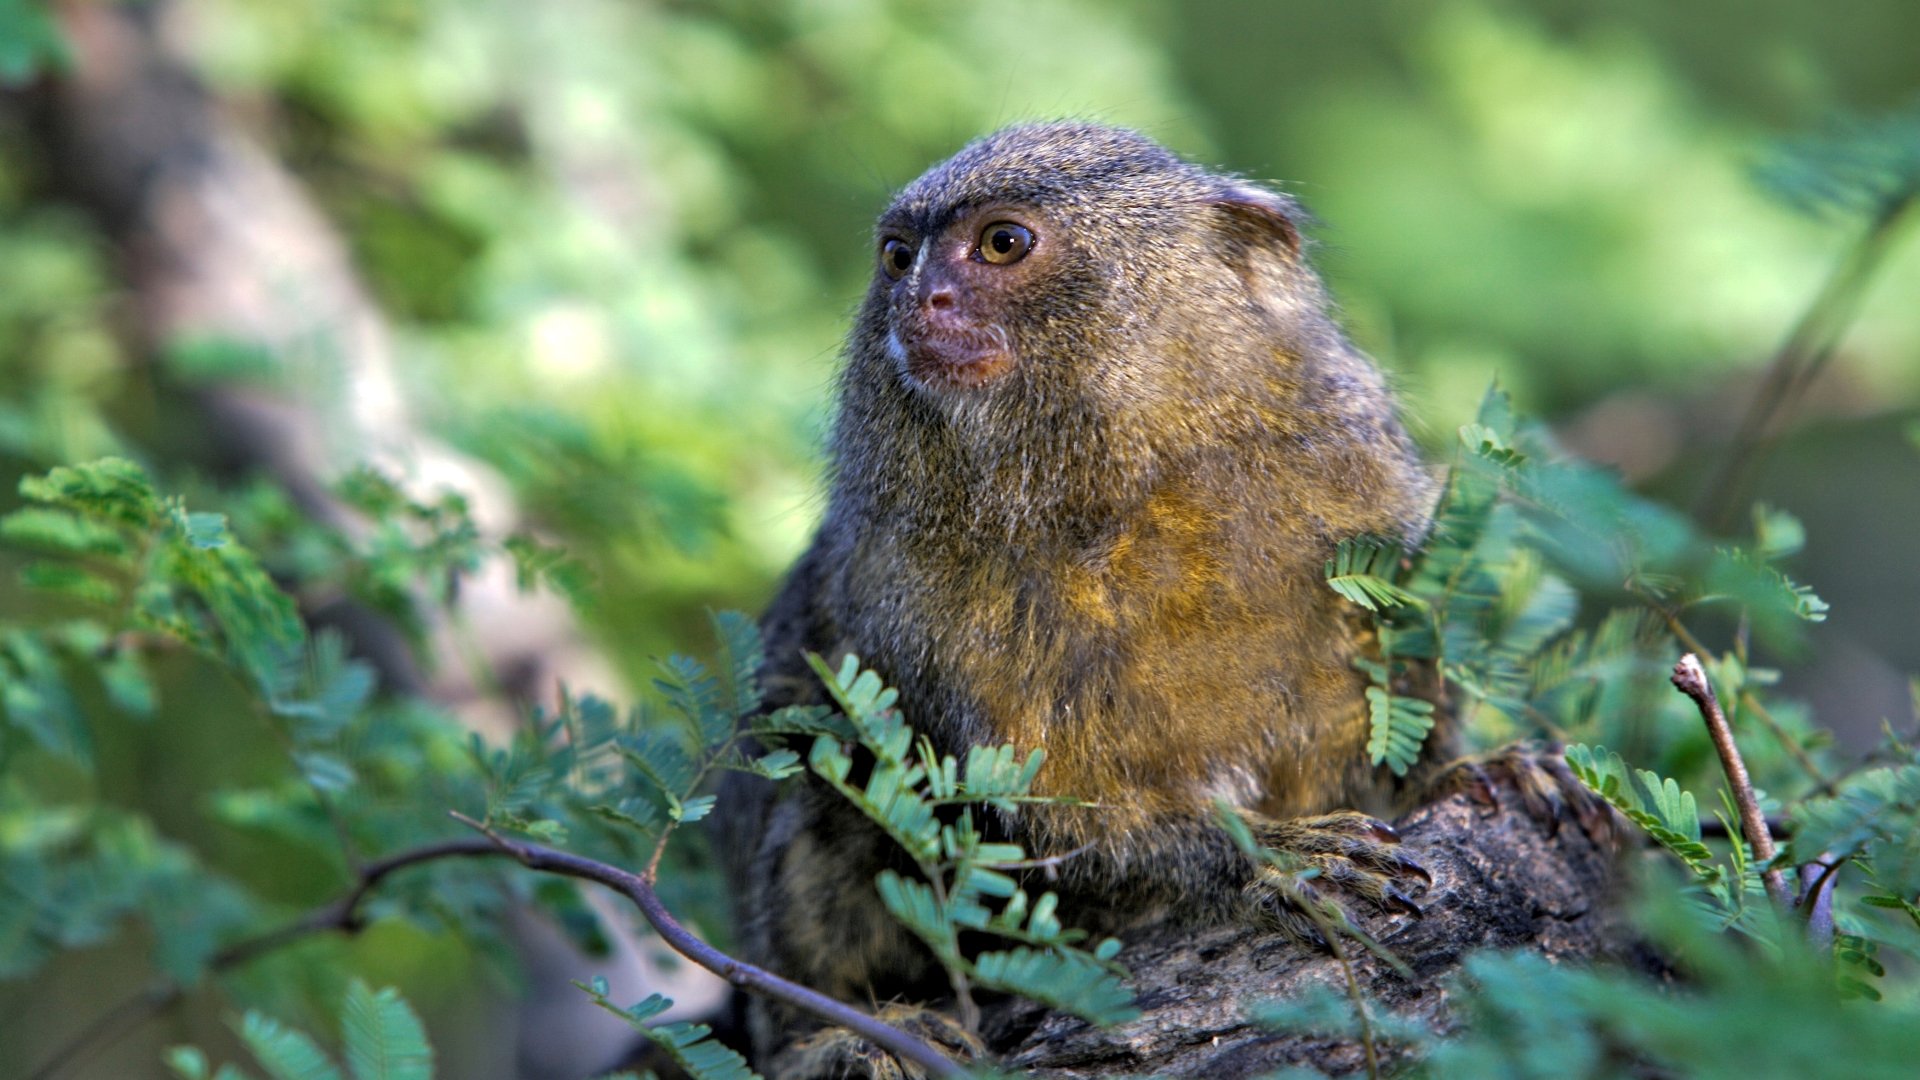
[449, 814, 966, 1080]
[26, 838, 500, 1080]
[32, 823, 967, 1080]
[1671, 654, 1794, 908]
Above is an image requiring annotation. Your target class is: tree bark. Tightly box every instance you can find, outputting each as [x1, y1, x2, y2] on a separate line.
[980, 788, 1622, 1078]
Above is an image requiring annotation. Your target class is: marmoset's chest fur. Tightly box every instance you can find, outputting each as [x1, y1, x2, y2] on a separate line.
[819, 466, 1391, 845]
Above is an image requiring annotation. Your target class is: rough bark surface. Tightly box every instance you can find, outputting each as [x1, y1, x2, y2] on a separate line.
[979, 789, 1621, 1078]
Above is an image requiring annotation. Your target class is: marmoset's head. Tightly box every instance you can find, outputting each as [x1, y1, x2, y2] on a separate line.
[858, 123, 1310, 402]
[833, 123, 1398, 536]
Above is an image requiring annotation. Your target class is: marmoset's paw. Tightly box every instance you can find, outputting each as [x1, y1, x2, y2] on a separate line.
[1428, 741, 1614, 848]
[1242, 810, 1430, 942]
[771, 1003, 984, 1080]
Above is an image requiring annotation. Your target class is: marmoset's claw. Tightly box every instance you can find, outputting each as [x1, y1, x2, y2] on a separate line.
[1241, 810, 1431, 943]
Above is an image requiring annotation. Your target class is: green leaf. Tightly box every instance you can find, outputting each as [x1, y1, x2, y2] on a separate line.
[710, 609, 765, 724]
[1, 628, 90, 767]
[0, 506, 130, 558]
[1751, 503, 1806, 561]
[808, 652, 903, 749]
[1325, 537, 1424, 613]
[1364, 686, 1435, 777]
[1754, 104, 1920, 220]
[577, 983, 760, 1080]
[96, 644, 157, 718]
[737, 747, 802, 780]
[292, 751, 357, 793]
[587, 799, 664, 837]
[1787, 765, 1920, 873]
[1703, 548, 1829, 647]
[619, 728, 700, 797]
[165, 1046, 213, 1080]
[1460, 422, 1526, 466]
[17, 458, 162, 527]
[267, 632, 375, 745]
[875, 869, 960, 964]
[751, 704, 856, 742]
[1566, 745, 1713, 873]
[503, 533, 592, 603]
[653, 653, 730, 751]
[166, 1049, 257, 1080]
[236, 1012, 343, 1080]
[971, 947, 1139, 1028]
[341, 980, 433, 1080]
[668, 793, 716, 823]
[958, 743, 1047, 807]
[19, 560, 122, 606]
[0, 0, 71, 86]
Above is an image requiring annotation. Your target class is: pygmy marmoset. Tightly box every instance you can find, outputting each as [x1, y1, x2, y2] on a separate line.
[721, 122, 1548, 1075]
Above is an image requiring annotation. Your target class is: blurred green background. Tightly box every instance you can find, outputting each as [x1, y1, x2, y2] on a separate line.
[1, 0, 1916, 1077]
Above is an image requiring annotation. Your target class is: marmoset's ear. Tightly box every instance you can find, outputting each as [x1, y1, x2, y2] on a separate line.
[1204, 182, 1305, 258]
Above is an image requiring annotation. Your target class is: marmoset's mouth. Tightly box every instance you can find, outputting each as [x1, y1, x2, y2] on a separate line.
[888, 325, 1014, 390]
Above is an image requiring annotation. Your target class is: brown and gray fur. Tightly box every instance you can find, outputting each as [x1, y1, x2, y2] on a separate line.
[721, 122, 1446, 1066]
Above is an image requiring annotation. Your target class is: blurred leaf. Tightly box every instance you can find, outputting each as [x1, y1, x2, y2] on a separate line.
[341, 980, 434, 1080]
[236, 1012, 342, 1080]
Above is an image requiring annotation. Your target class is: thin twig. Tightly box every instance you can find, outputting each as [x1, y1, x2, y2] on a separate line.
[1315, 905, 1379, 1080]
[449, 813, 967, 1079]
[1672, 654, 1794, 908]
[24, 981, 179, 1080]
[27, 837, 500, 1080]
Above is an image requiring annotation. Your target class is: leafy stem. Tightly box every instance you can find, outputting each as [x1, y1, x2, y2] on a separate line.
[26, 837, 502, 1080]
[448, 813, 966, 1079]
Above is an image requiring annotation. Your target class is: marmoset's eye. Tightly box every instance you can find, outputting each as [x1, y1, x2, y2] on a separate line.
[881, 238, 915, 280]
[978, 222, 1033, 265]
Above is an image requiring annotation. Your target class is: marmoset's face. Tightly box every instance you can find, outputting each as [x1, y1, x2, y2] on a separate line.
[873, 204, 1064, 393]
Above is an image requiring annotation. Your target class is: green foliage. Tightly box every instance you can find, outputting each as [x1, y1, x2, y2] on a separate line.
[0, 0, 64, 86]
[166, 980, 433, 1080]
[2, 8, 1917, 1072]
[1566, 744, 1771, 937]
[1251, 889, 1920, 1079]
[1328, 382, 1832, 771]
[1566, 744, 1708, 868]
[805, 653, 1138, 1029]
[1755, 104, 1920, 220]
[1787, 755, 1920, 951]
[238, 1011, 343, 1080]
[1356, 658, 1437, 777]
[578, 977, 758, 1080]
[6, 458, 302, 689]
[1325, 539, 1424, 613]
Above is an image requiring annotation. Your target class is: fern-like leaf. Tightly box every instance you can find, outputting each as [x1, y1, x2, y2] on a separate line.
[578, 980, 760, 1080]
[1566, 744, 1713, 873]
[341, 980, 433, 1080]
[710, 610, 765, 726]
[970, 947, 1138, 1028]
[236, 1012, 342, 1080]
[1365, 687, 1436, 776]
[1325, 537, 1423, 613]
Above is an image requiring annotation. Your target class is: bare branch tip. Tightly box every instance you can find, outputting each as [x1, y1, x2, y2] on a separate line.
[1671, 653, 1713, 703]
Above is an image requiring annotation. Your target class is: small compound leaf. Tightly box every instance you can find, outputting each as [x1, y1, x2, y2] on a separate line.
[341, 980, 434, 1080]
